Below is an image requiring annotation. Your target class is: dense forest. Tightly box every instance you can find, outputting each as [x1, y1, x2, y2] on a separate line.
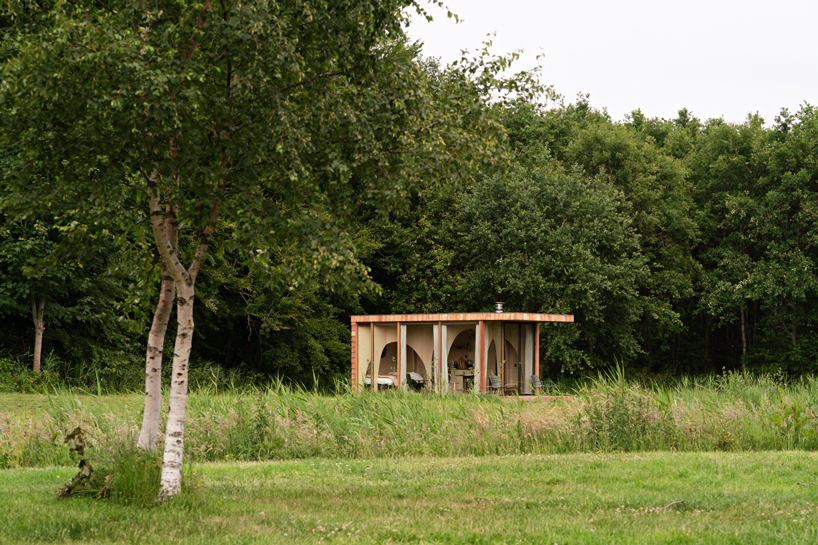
[4, 96, 817, 388]
[1, 4, 816, 391]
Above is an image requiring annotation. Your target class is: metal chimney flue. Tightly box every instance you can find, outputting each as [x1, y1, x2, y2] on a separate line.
[495, 302, 504, 313]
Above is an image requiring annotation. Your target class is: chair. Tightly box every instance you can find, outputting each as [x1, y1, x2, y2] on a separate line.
[530, 375, 554, 395]
[488, 375, 502, 394]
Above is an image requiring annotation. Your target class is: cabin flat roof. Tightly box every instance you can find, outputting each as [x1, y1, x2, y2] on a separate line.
[350, 312, 573, 324]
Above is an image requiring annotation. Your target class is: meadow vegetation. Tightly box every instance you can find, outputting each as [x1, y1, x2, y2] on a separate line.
[4, 371, 818, 470]
[5, 372, 818, 542]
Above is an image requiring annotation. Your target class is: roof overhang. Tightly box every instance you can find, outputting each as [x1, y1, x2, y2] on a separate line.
[351, 313, 573, 324]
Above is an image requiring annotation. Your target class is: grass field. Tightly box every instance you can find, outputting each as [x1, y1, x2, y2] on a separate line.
[3, 452, 818, 544]
[5, 371, 818, 469]
[4, 372, 818, 543]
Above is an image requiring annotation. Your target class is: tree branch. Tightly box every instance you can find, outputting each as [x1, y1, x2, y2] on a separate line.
[183, 0, 212, 61]
[146, 170, 190, 286]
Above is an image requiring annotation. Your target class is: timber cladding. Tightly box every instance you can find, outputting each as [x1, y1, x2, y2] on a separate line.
[350, 312, 574, 324]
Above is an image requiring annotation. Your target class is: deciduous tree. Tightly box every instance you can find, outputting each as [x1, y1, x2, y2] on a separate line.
[1, 0, 541, 497]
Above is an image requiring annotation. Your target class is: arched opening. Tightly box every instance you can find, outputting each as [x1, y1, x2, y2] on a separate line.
[376, 342, 425, 388]
[447, 328, 476, 393]
[377, 342, 398, 376]
[448, 329, 476, 369]
[487, 340, 497, 377]
[404, 346, 427, 380]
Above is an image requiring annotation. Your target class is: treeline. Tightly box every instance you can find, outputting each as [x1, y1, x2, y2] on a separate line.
[364, 98, 818, 377]
[2, 93, 817, 387]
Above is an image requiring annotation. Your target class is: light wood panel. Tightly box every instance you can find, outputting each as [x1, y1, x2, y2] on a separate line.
[406, 325, 434, 379]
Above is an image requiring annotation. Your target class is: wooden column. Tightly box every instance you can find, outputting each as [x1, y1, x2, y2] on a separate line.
[396, 322, 402, 390]
[351, 322, 358, 392]
[370, 323, 375, 392]
[437, 321, 442, 393]
[478, 320, 486, 393]
[500, 322, 505, 386]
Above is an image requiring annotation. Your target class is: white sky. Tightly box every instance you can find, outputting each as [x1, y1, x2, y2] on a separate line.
[406, 0, 818, 125]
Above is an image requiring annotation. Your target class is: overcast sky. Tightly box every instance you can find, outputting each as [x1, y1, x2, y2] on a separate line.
[406, 0, 817, 125]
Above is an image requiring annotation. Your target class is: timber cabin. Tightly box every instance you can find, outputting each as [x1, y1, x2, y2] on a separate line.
[350, 308, 574, 394]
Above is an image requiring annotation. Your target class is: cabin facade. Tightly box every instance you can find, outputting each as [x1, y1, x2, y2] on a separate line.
[351, 311, 574, 394]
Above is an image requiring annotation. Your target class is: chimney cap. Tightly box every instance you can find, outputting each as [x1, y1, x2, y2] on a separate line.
[495, 302, 504, 313]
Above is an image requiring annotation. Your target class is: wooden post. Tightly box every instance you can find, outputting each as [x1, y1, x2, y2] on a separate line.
[500, 322, 505, 388]
[370, 323, 375, 392]
[396, 322, 401, 389]
[438, 321, 442, 394]
[479, 320, 486, 393]
[351, 321, 358, 392]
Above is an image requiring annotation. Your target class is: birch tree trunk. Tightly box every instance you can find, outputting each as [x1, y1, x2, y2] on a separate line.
[137, 205, 178, 452]
[147, 177, 220, 499]
[31, 295, 45, 374]
[159, 281, 195, 498]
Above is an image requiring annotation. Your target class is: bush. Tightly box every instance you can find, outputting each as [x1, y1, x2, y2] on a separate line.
[0, 352, 61, 392]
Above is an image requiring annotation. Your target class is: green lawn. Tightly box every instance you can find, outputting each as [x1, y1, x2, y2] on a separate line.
[3, 452, 818, 544]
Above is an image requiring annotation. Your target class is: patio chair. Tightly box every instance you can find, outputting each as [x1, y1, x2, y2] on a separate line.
[530, 375, 555, 395]
[487, 375, 502, 394]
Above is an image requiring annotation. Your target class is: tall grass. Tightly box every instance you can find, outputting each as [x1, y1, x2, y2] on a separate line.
[4, 370, 818, 469]
[0, 349, 264, 394]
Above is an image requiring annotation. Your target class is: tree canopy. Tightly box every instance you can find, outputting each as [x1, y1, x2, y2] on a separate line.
[1, 0, 818, 434]
[0, 0, 545, 496]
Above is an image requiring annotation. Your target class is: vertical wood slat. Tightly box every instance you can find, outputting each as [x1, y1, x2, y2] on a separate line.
[437, 321, 442, 394]
[479, 320, 486, 393]
[500, 322, 505, 387]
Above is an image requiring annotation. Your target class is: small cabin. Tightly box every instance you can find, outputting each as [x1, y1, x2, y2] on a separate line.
[350, 311, 574, 394]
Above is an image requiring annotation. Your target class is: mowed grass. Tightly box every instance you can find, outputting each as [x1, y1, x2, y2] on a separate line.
[3, 452, 818, 544]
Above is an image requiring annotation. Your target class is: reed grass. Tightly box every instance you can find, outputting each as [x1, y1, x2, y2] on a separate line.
[3, 370, 818, 469]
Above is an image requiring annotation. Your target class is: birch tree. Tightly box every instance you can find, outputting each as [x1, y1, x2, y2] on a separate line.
[1, 0, 542, 497]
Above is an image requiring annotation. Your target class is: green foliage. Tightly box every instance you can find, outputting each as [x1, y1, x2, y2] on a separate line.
[53, 440, 201, 507]
[2, 1, 818, 385]
[458, 155, 647, 371]
[368, 97, 818, 379]
[0, 351, 59, 392]
[93, 445, 164, 506]
[7, 374, 818, 470]
[0, 0, 542, 292]
[575, 366, 677, 451]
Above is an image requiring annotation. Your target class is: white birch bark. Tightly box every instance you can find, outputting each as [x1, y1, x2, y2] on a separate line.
[159, 281, 195, 498]
[137, 204, 178, 451]
[31, 295, 45, 374]
[146, 174, 220, 499]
